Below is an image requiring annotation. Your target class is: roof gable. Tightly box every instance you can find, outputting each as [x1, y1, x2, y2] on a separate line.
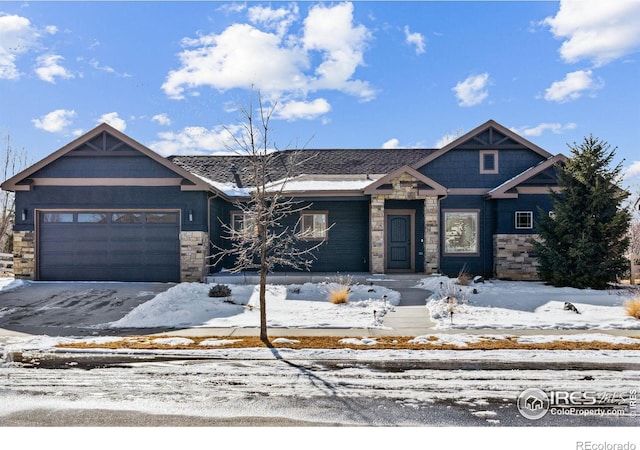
[488, 154, 567, 199]
[2, 123, 212, 193]
[364, 165, 447, 195]
[411, 119, 553, 170]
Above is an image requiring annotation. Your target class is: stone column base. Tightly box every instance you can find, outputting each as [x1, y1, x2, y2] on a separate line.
[13, 231, 35, 279]
[180, 231, 209, 282]
[494, 234, 540, 281]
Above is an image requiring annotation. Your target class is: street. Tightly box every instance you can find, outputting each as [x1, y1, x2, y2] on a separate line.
[1, 351, 638, 427]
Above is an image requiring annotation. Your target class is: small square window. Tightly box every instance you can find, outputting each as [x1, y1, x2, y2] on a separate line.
[515, 211, 533, 229]
[300, 212, 328, 240]
[480, 150, 499, 174]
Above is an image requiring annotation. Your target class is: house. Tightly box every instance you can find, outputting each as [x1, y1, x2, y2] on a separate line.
[1, 119, 565, 283]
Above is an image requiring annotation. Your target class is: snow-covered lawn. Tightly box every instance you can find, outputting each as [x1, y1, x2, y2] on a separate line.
[420, 275, 640, 330]
[109, 281, 400, 329]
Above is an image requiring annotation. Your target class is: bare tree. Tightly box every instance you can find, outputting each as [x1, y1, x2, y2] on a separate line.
[210, 92, 328, 342]
[628, 186, 640, 256]
[1, 132, 28, 253]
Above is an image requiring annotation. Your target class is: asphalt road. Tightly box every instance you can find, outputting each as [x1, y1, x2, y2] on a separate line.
[1, 355, 638, 427]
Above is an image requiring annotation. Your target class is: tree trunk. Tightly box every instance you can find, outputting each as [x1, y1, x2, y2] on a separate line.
[259, 223, 268, 343]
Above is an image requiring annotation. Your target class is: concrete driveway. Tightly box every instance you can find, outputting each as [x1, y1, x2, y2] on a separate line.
[0, 281, 174, 336]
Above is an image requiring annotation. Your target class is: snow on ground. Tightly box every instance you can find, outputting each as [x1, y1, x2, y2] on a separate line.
[419, 275, 640, 330]
[109, 281, 400, 329]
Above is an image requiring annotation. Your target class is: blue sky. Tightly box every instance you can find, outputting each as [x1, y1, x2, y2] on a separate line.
[1, 1, 639, 187]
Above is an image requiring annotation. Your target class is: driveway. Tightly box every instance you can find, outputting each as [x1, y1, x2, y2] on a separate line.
[0, 281, 174, 336]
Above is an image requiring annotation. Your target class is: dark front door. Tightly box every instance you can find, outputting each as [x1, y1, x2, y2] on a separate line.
[386, 214, 413, 271]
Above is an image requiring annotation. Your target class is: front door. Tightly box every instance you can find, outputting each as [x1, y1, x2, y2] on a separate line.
[386, 213, 413, 271]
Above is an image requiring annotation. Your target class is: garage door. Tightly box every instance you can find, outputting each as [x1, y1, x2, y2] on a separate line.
[38, 211, 180, 282]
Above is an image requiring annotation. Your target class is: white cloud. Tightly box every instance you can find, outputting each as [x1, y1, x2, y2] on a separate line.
[517, 122, 577, 137]
[303, 2, 375, 100]
[382, 138, 401, 149]
[452, 73, 489, 107]
[624, 161, 640, 182]
[89, 58, 131, 77]
[248, 4, 298, 37]
[32, 109, 77, 133]
[544, 69, 603, 103]
[274, 98, 331, 121]
[404, 26, 426, 55]
[162, 23, 308, 100]
[434, 127, 465, 148]
[149, 125, 242, 156]
[35, 54, 74, 83]
[152, 113, 172, 126]
[0, 14, 39, 79]
[543, 0, 640, 67]
[97, 112, 127, 132]
[162, 2, 376, 111]
[44, 25, 58, 35]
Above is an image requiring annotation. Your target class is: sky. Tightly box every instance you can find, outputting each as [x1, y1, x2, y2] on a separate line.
[1, 1, 639, 187]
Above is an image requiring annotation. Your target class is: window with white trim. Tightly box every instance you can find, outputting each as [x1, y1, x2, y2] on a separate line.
[231, 212, 256, 235]
[480, 150, 499, 174]
[515, 211, 533, 229]
[300, 212, 328, 240]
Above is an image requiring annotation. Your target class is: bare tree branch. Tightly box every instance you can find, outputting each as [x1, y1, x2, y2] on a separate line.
[208, 90, 328, 341]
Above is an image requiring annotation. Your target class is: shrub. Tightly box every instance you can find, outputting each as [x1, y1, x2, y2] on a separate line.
[327, 273, 353, 304]
[456, 264, 471, 286]
[624, 295, 640, 320]
[208, 284, 232, 298]
[328, 286, 350, 304]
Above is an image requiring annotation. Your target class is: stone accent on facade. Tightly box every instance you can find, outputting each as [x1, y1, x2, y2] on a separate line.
[13, 231, 35, 279]
[493, 233, 540, 281]
[180, 231, 209, 282]
[370, 195, 385, 273]
[423, 196, 439, 273]
[369, 173, 440, 274]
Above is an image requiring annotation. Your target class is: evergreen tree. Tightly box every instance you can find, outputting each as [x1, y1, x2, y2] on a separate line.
[533, 135, 631, 289]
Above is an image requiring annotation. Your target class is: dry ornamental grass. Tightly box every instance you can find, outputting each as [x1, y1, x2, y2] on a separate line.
[57, 335, 640, 351]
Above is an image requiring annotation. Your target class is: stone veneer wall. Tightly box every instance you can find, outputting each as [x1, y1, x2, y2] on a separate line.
[369, 173, 439, 274]
[13, 231, 35, 279]
[180, 231, 209, 282]
[493, 233, 540, 281]
[423, 196, 439, 273]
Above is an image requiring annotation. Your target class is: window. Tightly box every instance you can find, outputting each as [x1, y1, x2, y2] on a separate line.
[42, 212, 73, 223]
[443, 210, 479, 254]
[231, 212, 256, 235]
[480, 150, 499, 174]
[300, 212, 328, 240]
[146, 213, 178, 224]
[112, 213, 142, 224]
[77, 213, 108, 223]
[515, 211, 533, 229]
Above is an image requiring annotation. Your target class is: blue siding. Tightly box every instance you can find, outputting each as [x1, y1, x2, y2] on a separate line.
[208, 198, 370, 273]
[14, 186, 208, 232]
[418, 149, 545, 189]
[31, 155, 179, 178]
[439, 195, 495, 278]
[495, 195, 554, 234]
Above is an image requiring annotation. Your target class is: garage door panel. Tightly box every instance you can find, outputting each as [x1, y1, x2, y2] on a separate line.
[38, 211, 180, 282]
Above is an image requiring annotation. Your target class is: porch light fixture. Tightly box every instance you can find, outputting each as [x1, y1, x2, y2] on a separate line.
[21, 209, 27, 221]
[188, 210, 193, 222]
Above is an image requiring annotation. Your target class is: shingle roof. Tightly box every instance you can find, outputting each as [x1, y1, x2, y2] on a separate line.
[169, 148, 438, 186]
